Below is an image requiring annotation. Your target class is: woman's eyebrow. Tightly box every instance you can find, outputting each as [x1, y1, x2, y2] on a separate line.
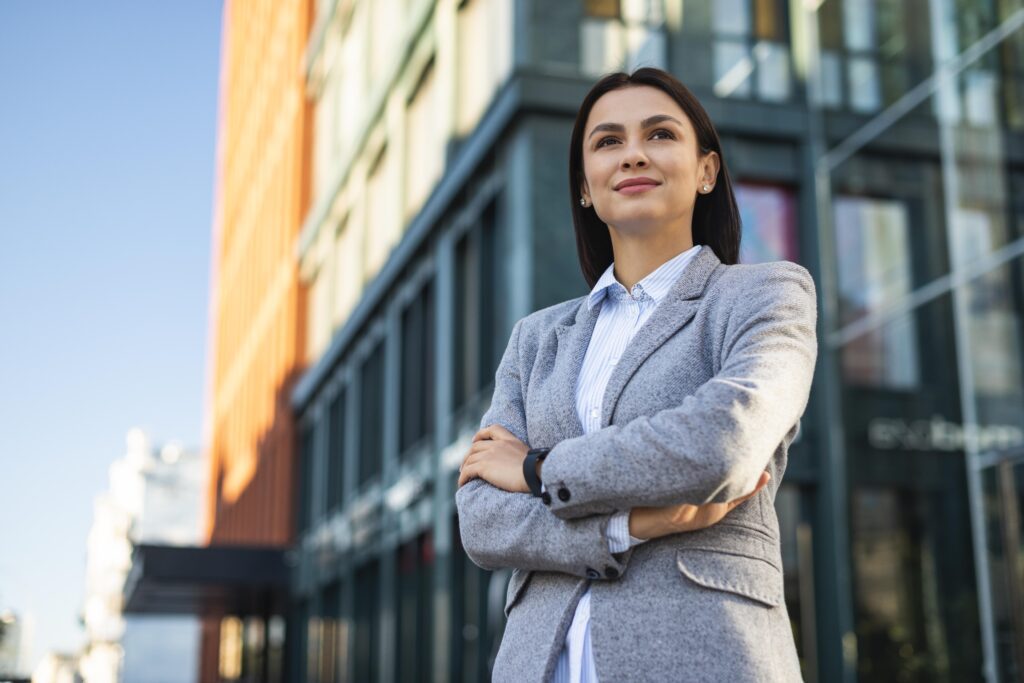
[640, 114, 683, 129]
[587, 114, 683, 139]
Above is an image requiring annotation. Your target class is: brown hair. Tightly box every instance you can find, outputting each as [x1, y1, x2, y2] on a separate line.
[569, 67, 742, 287]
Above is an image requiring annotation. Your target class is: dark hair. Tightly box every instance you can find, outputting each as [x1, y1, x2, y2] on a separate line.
[569, 67, 742, 287]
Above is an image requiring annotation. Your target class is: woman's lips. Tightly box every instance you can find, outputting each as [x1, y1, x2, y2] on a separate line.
[616, 182, 659, 195]
[614, 177, 661, 194]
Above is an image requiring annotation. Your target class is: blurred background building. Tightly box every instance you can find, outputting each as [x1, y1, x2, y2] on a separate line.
[30, 653, 79, 683]
[0, 608, 28, 680]
[124, 0, 1024, 681]
[81, 429, 203, 683]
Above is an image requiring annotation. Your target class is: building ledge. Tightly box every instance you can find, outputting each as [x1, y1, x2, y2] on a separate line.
[123, 544, 289, 616]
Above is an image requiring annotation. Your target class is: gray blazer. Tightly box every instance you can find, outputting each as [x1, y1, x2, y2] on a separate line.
[455, 245, 817, 682]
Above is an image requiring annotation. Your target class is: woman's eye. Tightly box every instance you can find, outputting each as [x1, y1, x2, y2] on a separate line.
[595, 136, 619, 148]
[651, 129, 675, 140]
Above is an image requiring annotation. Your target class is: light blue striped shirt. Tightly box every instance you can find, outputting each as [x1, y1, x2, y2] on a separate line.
[550, 243, 703, 683]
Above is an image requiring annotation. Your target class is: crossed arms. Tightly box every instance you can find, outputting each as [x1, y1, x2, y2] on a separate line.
[454, 263, 818, 579]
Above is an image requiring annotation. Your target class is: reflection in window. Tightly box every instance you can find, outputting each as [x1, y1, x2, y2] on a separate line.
[850, 485, 981, 681]
[982, 460, 1024, 680]
[359, 343, 385, 487]
[400, 282, 435, 456]
[711, 0, 791, 101]
[835, 196, 919, 388]
[964, 257, 1024, 428]
[736, 183, 798, 264]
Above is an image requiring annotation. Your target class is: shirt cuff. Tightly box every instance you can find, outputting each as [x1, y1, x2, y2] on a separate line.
[607, 510, 648, 553]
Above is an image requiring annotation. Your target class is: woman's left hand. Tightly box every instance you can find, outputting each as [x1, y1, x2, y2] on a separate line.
[458, 424, 530, 492]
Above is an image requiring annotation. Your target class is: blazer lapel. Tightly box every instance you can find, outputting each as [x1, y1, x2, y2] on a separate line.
[600, 246, 723, 428]
[550, 301, 600, 440]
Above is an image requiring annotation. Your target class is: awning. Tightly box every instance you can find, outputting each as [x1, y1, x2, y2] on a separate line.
[123, 544, 289, 616]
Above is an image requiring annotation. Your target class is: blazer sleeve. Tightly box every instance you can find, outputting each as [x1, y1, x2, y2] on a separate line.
[539, 262, 818, 519]
[455, 318, 635, 579]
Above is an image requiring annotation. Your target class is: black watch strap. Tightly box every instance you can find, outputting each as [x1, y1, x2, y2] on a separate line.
[523, 448, 550, 497]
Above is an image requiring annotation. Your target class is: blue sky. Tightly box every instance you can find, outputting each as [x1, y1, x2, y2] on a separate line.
[0, 2, 222, 669]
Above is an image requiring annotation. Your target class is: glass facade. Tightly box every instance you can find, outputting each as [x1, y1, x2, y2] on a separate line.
[287, 1, 1024, 681]
[807, 1, 1024, 680]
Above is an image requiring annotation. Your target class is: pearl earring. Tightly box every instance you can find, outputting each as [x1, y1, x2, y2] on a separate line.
[580, 197, 588, 207]
[702, 184, 710, 193]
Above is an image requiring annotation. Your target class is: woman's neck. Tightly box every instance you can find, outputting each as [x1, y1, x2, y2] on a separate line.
[609, 228, 695, 291]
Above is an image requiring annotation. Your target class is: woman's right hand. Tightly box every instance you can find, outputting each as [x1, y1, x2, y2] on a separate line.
[628, 471, 771, 540]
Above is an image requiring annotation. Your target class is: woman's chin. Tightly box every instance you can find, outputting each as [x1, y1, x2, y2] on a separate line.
[604, 210, 673, 234]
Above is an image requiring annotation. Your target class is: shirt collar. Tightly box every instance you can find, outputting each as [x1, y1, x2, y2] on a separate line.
[587, 244, 703, 311]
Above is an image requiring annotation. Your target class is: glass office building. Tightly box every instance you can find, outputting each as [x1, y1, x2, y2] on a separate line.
[287, 1, 1024, 681]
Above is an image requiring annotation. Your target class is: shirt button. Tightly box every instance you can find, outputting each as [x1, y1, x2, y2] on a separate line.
[590, 407, 599, 418]
[557, 487, 571, 502]
[604, 566, 620, 579]
[609, 358, 618, 366]
[586, 568, 601, 580]
[541, 491, 552, 506]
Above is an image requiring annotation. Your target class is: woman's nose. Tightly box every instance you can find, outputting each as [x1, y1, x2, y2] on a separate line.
[620, 143, 648, 170]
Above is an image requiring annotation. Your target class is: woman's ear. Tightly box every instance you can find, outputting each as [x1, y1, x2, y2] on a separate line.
[699, 151, 721, 188]
[580, 178, 591, 205]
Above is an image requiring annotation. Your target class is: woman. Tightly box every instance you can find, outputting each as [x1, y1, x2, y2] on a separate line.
[455, 67, 817, 682]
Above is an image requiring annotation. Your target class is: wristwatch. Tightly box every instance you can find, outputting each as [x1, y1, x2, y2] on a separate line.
[522, 447, 550, 497]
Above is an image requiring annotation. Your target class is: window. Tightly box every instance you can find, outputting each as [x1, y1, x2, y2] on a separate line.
[453, 202, 500, 413]
[318, 582, 346, 683]
[400, 282, 435, 456]
[456, 0, 514, 135]
[353, 561, 381, 681]
[711, 0, 791, 101]
[332, 215, 363, 331]
[358, 343, 386, 486]
[405, 58, 444, 219]
[396, 532, 435, 682]
[451, 515, 505, 682]
[581, 0, 666, 77]
[834, 196, 919, 388]
[816, 0, 926, 112]
[366, 145, 401, 279]
[297, 425, 315, 534]
[327, 388, 346, 512]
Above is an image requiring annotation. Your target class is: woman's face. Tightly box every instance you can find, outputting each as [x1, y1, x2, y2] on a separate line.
[580, 85, 719, 236]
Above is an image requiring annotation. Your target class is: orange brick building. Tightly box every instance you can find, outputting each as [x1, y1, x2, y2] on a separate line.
[199, 0, 312, 678]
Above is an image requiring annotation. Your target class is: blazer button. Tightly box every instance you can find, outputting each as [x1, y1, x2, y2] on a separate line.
[541, 491, 552, 505]
[585, 567, 600, 579]
[557, 487, 571, 502]
[604, 566, 619, 579]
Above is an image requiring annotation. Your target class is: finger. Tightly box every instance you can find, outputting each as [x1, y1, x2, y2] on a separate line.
[457, 463, 479, 488]
[460, 447, 488, 471]
[727, 472, 772, 508]
[460, 441, 493, 468]
[474, 424, 516, 443]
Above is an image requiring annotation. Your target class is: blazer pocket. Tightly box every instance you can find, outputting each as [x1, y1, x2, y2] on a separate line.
[504, 568, 532, 618]
[675, 548, 784, 608]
